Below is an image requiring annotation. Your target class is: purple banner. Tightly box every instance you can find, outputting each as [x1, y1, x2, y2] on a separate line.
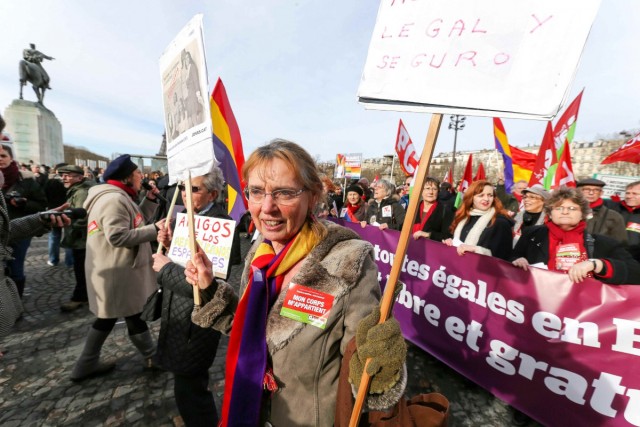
[337, 219, 640, 427]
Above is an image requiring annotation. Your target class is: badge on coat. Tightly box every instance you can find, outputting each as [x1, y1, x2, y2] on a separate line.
[88, 220, 100, 237]
[133, 213, 144, 228]
[382, 205, 392, 217]
[626, 222, 640, 233]
[280, 283, 334, 330]
[555, 243, 581, 271]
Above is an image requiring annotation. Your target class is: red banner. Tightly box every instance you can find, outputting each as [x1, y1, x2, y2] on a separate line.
[602, 132, 640, 165]
[336, 219, 640, 427]
[395, 119, 419, 176]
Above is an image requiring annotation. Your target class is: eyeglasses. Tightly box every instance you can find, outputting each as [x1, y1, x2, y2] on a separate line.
[552, 206, 580, 213]
[244, 187, 305, 205]
[580, 188, 602, 194]
[178, 184, 201, 192]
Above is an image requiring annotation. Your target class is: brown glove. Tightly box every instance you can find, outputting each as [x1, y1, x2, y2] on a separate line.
[349, 307, 407, 394]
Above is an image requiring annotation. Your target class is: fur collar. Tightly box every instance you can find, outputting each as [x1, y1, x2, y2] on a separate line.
[242, 220, 374, 355]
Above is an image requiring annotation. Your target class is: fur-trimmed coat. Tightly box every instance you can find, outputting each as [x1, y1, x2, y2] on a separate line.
[192, 220, 404, 426]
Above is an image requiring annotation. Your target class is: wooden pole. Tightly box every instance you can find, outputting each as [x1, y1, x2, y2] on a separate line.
[349, 113, 443, 427]
[184, 171, 200, 306]
[155, 185, 181, 255]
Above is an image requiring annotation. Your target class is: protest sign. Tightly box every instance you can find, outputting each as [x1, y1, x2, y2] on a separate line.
[335, 154, 346, 179]
[337, 219, 640, 427]
[358, 0, 600, 119]
[343, 153, 362, 179]
[159, 14, 215, 184]
[168, 213, 236, 278]
[595, 173, 638, 200]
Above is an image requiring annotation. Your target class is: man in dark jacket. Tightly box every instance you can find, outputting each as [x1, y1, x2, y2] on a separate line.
[58, 165, 95, 312]
[577, 178, 627, 244]
[151, 166, 241, 426]
[609, 180, 640, 260]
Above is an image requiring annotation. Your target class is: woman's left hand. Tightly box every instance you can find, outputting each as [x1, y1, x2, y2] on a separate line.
[152, 253, 171, 272]
[378, 223, 389, 231]
[457, 243, 476, 256]
[568, 260, 595, 283]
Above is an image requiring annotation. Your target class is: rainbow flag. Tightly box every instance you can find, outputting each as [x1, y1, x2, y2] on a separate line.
[211, 78, 247, 222]
[493, 118, 514, 192]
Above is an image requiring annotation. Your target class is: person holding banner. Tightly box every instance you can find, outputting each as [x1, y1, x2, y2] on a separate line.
[361, 179, 406, 231]
[444, 180, 513, 260]
[412, 177, 453, 241]
[340, 184, 367, 222]
[609, 181, 640, 260]
[511, 187, 640, 284]
[151, 165, 241, 427]
[71, 155, 163, 381]
[186, 139, 406, 427]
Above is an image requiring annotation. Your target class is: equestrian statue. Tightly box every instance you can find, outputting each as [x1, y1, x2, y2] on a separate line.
[19, 43, 54, 104]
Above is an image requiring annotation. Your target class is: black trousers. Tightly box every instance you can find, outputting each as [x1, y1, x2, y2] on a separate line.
[70, 248, 87, 302]
[174, 371, 219, 427]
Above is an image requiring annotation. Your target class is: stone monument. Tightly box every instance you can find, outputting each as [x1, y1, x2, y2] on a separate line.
[2, 44, 63, 166]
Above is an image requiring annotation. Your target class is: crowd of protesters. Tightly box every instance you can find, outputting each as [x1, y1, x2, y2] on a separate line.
[3, 107, 640, 425]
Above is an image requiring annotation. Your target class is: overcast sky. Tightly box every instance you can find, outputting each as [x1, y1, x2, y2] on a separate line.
[1, 1, 638, 163]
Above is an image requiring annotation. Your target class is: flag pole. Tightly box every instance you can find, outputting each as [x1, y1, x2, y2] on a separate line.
[184, 170, 200, 306]
[349, 113, 443, 427]
[156, 185, 181, 255]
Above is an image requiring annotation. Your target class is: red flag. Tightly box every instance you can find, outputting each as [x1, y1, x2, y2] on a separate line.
[509, 145, 536, 182]
[458, 154, 474, 193]
[474, 162, 486, 181]
[395, 119, 419, 175]
[442, 167, 453, 185]
[554, 140, 576, 188]
[528, 122, 557, 189]
[601, 131, 640, 165]
[553, 90, 584, 154]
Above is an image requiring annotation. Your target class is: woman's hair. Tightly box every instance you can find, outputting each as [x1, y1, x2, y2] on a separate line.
[319, 174, 337, 193]
[422, 177, 440, 190]
[450, 180, 509, 232]
[0, 143, 14, 159]
[242, 138, 326, 239]
[544, 186, 591, 220]
[376, 179, 396, 198]
[201, 164, 225, 194]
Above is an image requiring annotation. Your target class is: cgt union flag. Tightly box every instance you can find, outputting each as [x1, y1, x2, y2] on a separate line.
[395, 119, 419, 175]
[601, 131, 640, 165]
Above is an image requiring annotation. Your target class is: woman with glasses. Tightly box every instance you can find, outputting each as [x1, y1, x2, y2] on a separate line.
[444, 180, 513, 260]
[512, 186, 640, 284]
[512, 185, 550, 247]
[361, 178, 406, 231]
[152, 165, 241, 426]
[184, 139, 406, 426]
[412, 177, 453, 241]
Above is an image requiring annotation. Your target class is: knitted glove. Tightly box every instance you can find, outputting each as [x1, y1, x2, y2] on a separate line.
[349, 307, 407, 394]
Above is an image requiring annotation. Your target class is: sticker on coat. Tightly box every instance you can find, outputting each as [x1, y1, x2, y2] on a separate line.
[382, 205, 392, 217]
[280, 283, 335, 330]
[88, 220, 100, 236]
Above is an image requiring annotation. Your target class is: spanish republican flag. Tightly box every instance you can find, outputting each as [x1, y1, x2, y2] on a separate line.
[493, 118, 514, 192]
[211, 78, 247, 222]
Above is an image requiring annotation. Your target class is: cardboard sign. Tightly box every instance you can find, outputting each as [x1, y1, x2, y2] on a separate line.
[159, 14, 215, 184]
[358, 0, 601, 119]
[168, 213, 236, 278]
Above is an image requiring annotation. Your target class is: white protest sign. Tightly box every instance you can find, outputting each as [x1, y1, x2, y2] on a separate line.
[160, 14, 215, 184]
[594, 173, 638, 199]
[168, 213, 236, 278]
[358, 0, 600, 119]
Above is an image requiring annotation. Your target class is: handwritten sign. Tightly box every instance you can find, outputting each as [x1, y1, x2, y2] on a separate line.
[168, 213, 236, 278]
[358, 0, 601, 119]
[159, 14, 215, 184]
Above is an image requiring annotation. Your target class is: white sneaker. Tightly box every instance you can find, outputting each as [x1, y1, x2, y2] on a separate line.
[46, 261, 56, 267]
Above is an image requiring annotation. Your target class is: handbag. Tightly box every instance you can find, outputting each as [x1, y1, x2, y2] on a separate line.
[140, 288, 163, 322]
[335, 337, 449, 427]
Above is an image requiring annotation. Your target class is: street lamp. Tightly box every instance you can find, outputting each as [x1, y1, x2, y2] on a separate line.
[448, 115, 466, 183]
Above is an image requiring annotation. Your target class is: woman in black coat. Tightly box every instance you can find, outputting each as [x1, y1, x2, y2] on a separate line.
[512, 186, 640, 284]
[412, 177, 453, 241]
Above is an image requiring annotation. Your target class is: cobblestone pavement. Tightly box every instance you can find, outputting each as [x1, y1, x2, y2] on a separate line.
[0, 235, 540, 426]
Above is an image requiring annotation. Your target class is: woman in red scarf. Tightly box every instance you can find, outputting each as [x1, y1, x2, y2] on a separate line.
[186, 139, 406, 427]
[512, 186, 640, 284]
[412, 177, 453, 241]
[340, 184, 366, 222]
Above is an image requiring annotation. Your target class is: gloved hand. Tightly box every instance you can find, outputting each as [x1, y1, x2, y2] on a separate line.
[349, 307, 407, 394]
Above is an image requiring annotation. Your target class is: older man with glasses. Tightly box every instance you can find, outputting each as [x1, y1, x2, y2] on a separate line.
[576, 178, 627, 243]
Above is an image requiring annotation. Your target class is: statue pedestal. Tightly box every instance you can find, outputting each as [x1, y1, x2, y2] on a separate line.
[2, 99, 64, 166]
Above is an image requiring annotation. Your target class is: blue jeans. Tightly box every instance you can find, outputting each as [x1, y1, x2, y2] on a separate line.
[48, 227, 74, 266]
[8, 238, 32, 283]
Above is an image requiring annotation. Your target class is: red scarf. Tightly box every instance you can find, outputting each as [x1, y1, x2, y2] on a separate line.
[413, 201, 437, 233]
[1, 161, 20, 191]
[546, 220, 588, 272]
[346, 202, 362, 222]
[621, 200, 640, 213]
[107, 179, 138, 201]
[589, 198, 603, 209]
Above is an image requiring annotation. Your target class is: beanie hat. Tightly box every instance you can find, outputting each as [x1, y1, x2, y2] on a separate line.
[103, 154, 138, 181]
[345, 184, 364, 197]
